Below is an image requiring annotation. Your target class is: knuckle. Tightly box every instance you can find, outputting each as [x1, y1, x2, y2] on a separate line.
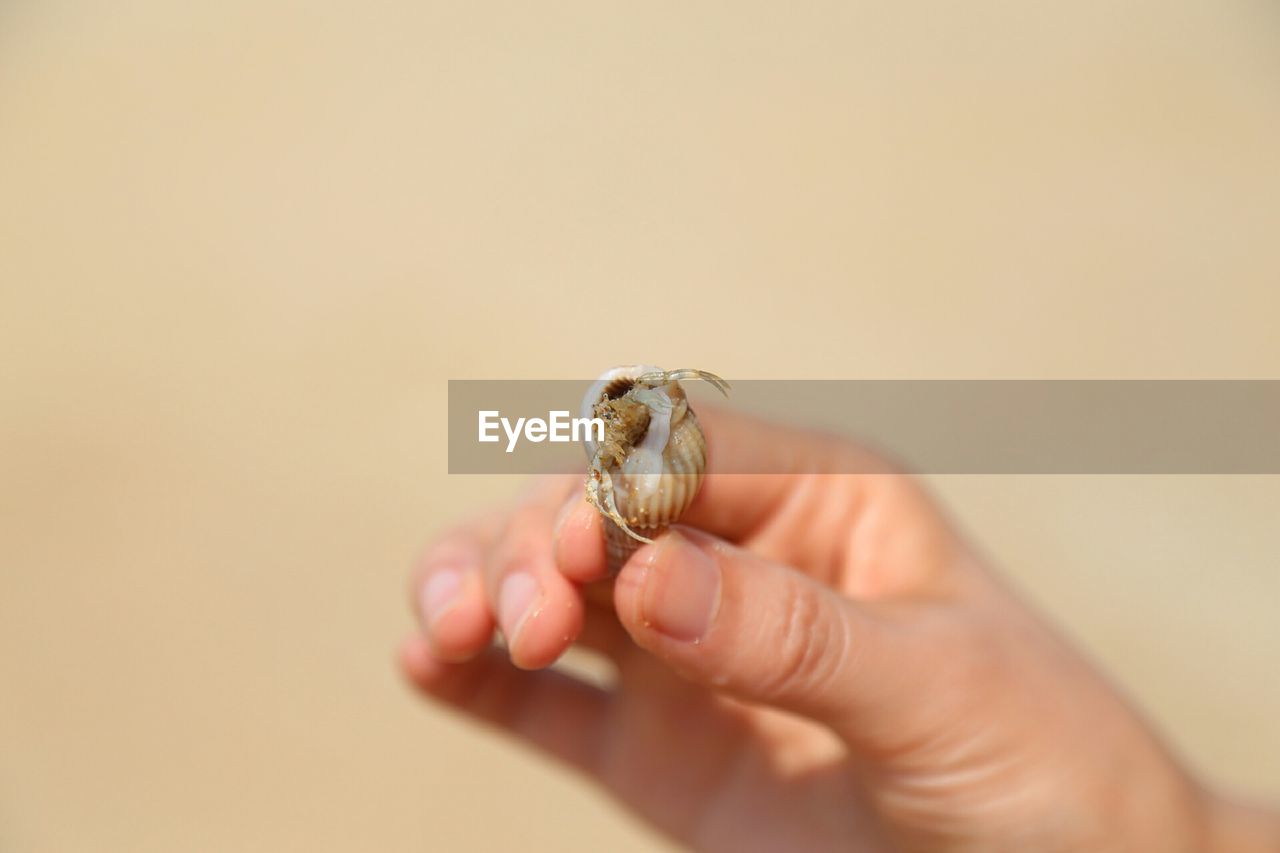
[413, 540, 466, 589]
[409, 542, 453, 599]
[410, 511, 503, 599]
[758, 580, 848, 704]
[489, 503, 556, 575]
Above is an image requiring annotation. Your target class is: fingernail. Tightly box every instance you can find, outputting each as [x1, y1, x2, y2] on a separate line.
[499, 572, 539, 645]
[642, 533, 720, 642]
[421, 569, 463, 627]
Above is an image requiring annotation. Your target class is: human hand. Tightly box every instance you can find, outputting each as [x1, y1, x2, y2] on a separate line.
[401, 410, 1278, 852]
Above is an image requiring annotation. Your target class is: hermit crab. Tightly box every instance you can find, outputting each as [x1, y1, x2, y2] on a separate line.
[581, 365, 729, 572]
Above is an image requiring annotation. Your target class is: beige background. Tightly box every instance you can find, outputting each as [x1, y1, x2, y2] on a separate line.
[2, 2, 1278, 851]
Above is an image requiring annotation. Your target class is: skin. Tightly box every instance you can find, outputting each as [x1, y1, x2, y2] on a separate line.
[401, 409, 1280, 852]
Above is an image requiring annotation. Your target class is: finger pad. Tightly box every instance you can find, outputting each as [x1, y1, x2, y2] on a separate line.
[554, 500, 609, 582]
[429, 600, 495, 661]
[509, 576, 585, 670]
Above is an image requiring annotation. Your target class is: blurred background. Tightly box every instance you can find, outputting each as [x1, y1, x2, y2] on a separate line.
[2, 1, 1278, 850]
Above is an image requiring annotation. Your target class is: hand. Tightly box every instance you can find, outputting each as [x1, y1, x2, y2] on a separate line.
[400, 410, 1279, 852]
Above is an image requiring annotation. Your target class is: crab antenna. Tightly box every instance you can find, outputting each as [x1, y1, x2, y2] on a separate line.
[637, 369, 731, 397]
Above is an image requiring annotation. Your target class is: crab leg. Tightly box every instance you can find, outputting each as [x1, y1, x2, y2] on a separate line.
[586, 458, 654, 544]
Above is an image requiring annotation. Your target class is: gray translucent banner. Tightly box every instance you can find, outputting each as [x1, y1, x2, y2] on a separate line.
[448, 380, 1280, 474]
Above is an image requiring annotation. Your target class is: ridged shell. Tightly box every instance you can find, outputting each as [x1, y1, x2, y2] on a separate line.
[582, 365, 714, 573]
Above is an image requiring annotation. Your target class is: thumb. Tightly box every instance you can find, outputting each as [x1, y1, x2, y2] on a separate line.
[614, 528, 922, 742]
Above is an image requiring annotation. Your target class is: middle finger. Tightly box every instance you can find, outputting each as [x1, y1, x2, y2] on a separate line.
[484, 477, 588, 669]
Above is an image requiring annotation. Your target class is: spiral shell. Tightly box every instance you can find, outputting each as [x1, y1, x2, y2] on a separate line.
[581, 365, 728, 573]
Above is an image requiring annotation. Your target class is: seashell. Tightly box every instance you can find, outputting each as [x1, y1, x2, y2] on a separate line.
[581, 365, 729, 573]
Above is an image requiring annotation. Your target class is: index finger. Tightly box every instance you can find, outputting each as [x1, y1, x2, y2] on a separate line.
[684, 406, 899, 539]
[553, 407, 903, 579]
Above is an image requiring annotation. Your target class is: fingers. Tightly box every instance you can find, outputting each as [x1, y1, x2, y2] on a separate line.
[411, 478, 588, 669]
[410, 514, 500, 662]
[612, 528, 923, 747]
[552, 408, 969, 600]
[551, 408, 866, 561]
[551, 409, 883, 564]
[693, 410, 965, 595]
[684, 406, 897, 540]
[417, 410, 963, 673]
[481, 478, 586, 670]
[553, 495, 610, 583]
[399, 635, 609, 775]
